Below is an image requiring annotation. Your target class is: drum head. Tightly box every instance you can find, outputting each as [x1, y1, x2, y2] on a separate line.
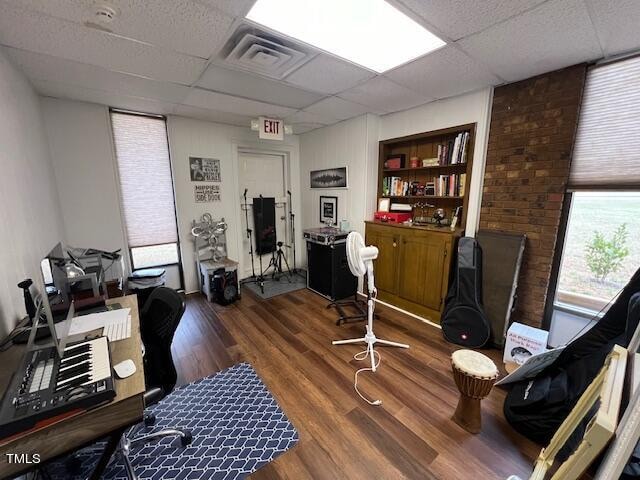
[452, 349, 498, 378]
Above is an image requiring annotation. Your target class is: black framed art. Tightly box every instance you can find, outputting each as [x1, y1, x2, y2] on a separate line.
[319, 196, 338, 225]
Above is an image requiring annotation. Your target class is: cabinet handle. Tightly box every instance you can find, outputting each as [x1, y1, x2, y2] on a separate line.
[392, 242, 397, 248]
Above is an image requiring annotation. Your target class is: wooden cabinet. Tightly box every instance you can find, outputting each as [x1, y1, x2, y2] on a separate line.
[365, 222, 455, 323]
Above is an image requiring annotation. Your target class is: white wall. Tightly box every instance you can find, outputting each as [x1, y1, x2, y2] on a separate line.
[299, 114, 379, 244]
[380, 88, 494, 234]
[167, 116, 301, 293]
[41, 99, 127, 259]
[0, 51, 64, 337]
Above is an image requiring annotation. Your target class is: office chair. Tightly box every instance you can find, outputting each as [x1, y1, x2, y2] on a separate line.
[117, 286, 192, 479]
[62, 287, 191, 479]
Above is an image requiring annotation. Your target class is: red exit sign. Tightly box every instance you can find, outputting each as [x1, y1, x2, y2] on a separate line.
[258, 116, 284, 141]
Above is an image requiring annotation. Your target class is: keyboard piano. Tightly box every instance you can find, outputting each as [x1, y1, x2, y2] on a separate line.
[0, 337, 115, 440]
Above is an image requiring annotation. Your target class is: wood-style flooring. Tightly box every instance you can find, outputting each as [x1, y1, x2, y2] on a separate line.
[171, 287, 540, 480]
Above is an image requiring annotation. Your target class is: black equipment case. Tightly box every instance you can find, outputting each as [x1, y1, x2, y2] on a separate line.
[504, 268, 640, 446]
[441, 236, 491, 348]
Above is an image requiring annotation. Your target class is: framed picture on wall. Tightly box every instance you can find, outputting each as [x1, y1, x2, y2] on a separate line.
[310, 167, 348, 189]
[319, 196, 338, 225]
[190, 156, 221, 182]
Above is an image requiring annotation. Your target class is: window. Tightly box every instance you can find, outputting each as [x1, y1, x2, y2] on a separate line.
[110, 111, 180, 270]
[556, 192, 640, 313]
[551, 55, 640, 319]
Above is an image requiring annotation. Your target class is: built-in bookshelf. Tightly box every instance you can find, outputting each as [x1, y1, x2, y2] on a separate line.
[377, 123, 476, 227]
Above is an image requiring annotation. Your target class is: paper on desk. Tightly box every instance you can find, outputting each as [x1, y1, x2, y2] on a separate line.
[55, 308, 131, 337]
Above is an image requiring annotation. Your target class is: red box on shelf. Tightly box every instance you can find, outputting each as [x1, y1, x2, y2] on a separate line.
[374, 212, 412, 223]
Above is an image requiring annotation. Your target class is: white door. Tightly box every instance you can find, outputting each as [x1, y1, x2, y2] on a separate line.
[238, 152, 289, 279]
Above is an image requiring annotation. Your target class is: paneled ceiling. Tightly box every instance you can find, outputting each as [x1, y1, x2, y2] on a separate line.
[1, 0, 639, 134]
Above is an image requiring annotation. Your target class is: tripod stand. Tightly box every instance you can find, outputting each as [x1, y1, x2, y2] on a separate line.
[263, 241, 292, 282]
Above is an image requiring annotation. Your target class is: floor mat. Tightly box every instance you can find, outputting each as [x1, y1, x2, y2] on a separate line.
[241, 271, 307, 299]
[46, 363, 299, 480]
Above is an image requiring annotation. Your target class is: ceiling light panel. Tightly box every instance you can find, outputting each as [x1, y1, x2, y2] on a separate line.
[246, 0, 446, 73]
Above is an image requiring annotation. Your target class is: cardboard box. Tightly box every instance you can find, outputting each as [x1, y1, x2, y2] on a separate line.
[504, 322, 549, 371]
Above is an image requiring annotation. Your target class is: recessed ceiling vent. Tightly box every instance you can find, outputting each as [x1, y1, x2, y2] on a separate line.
[220, 25, 313, 79]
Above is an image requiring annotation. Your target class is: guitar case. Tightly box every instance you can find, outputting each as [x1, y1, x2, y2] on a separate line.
[441, 236, 491, 348]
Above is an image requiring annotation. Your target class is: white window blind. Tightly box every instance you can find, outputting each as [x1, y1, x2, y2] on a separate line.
[570, 55, 640, 188]
[111, 112, 178, 248]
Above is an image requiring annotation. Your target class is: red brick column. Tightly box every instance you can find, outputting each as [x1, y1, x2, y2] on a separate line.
[479, 64, 587, 328]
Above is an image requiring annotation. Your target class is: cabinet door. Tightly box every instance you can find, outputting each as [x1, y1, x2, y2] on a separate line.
[397, 233, 448, 310]
[366, 229, 399, 295]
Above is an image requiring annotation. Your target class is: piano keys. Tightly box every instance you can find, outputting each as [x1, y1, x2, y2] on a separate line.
[0, 337, 116, 440]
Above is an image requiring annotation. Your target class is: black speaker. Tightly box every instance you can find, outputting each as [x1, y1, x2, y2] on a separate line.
[212, 268, 239, 305]
[253, 197, 276, 255]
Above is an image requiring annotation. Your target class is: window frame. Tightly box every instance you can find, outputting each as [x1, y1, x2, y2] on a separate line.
[109, 108, 184, 288]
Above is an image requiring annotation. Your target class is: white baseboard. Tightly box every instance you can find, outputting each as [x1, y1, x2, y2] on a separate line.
[356, 291, 442, 330]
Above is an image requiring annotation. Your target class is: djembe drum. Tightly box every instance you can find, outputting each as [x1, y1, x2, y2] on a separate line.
[451, 349, 499, 434]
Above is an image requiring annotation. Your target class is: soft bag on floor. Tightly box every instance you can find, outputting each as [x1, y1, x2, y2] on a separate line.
[441, 237, 491, 348]
[504, 270, 640, 445]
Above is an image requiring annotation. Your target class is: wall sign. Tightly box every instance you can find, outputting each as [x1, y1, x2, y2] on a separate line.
[194, 184, 221, 203]
[258, 116, 284, 141]
[190, 157, 221, 182]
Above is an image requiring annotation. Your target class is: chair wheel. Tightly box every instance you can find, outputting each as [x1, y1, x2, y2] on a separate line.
[144, 413, 156, 426]
[65, 454, 82, 474]
[180, 430, 193, 446]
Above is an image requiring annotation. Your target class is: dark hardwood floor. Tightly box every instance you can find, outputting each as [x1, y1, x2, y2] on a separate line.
[171, 287, 540, 480]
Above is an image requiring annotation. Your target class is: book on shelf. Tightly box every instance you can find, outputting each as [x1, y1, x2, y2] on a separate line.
[383, 172, 466, 198]
[436, 131, 470, 166]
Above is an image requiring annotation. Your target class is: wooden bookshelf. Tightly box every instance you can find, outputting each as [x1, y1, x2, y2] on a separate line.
[378, 123, 476, 227]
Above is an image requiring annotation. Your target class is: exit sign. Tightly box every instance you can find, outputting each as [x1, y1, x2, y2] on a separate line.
[258, 116, 284, 141]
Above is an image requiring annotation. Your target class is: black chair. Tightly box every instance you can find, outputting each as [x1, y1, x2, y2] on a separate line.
[115, 287, 192, 479]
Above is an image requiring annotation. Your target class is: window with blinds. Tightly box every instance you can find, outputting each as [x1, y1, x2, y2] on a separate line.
[111, 111, 180, 269]
[570, 55, 640, 189]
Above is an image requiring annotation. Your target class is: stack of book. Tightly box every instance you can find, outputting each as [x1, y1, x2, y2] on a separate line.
[437, 131, 470, 166]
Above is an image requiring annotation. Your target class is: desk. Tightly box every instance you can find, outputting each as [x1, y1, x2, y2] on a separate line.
[0, 295, 146, 479]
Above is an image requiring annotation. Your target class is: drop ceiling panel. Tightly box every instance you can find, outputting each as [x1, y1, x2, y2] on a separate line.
[9, 0, 235, 58]
[182, 88, 296, 117]
[0, 3, 206, 85]
[4, 47, 190, 104]
[385, 45, 501, 99]
[393, 0, 548, 40]
[458, 0, 602, 82]
[587, 0, 640, 57]
[33, 79, 177, 115]
[172, 104, 253, 127]
[285, 110, 335, 126]
[198, 63, 323, 109]
[304, 97, 370, 121]
[339, 76, 432, 114]
[285, 54, 375, 94]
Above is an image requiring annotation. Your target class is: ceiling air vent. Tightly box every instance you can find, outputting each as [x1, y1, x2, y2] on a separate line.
[220, 25, 313, 80]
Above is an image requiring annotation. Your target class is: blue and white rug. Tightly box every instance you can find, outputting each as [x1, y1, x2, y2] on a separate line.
[47, 363, 299, 480]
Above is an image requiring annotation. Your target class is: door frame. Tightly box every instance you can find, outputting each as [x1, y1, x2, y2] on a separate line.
[231, 143, 296, 280]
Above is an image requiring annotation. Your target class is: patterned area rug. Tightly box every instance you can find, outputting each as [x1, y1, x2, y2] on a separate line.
[46, 363, 299, 480]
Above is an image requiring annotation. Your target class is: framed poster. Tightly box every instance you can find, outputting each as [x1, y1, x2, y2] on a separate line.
[319, 196, 338, 225]
[190, 157, 221, 182]
[310, 167, 348, 189]
[194, 184, 221, 202]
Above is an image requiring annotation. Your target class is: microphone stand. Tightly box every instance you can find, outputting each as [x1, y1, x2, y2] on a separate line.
[286, 190, 304, 280]
[243, 188, 256, 279]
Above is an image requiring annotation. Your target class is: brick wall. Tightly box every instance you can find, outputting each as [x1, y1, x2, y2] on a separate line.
[479, 64, 587, 328]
